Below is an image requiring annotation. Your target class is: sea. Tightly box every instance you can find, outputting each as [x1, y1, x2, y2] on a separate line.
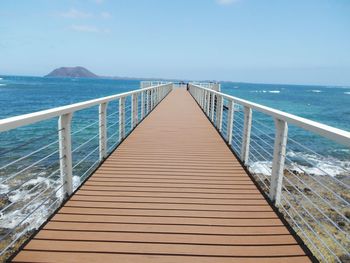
[0, 75, 349, 247]
[0, 75, 349, 173]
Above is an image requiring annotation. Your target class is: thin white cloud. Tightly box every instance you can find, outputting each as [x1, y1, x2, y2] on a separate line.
[70, 24, 111, 34]
[216, 0, 239, 5]
[60, 8, 93, 19]
[71, 24, 99, 32]
[101, 12, 112, 19]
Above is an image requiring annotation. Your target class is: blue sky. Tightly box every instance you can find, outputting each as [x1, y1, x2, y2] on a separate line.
[0, 0, 349, 85]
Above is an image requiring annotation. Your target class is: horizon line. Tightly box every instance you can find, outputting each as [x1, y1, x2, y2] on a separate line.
[0, 73, 349, 88]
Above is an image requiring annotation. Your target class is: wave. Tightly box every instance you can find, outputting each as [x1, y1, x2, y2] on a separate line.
[0, 84, 6, 86]
[344, 92, 350, 95]
[0, 175, 81, 233]
[249, 161, 271, 176]
[250, 90, 280, 94]
[287, 151, 349, 176]
[309, 90, 322, 93]
[248, 151, 349, 177]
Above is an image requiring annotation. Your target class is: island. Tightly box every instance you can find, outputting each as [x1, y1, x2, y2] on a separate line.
[45, 66, 98, 78]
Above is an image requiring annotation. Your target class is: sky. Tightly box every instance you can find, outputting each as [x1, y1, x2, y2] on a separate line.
[0, 0, 349, 85]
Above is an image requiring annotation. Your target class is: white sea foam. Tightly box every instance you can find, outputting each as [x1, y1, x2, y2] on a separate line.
[0, 174, 82, 241]
[344, 92, 350, 95]
[247, 151, 349, 178]
[73, 175, 81, 190]
[8, 177, 51, 203]
[250, 90, 280, 94]
[309, 90, 322, 93]
[249, 161, 271, 176]
[333, 148, 350, 153]
[0, 77, 3, 80]
[0, 84, 6, 86]
[0, 183, 9, 194]
[287, 151, 349, 177]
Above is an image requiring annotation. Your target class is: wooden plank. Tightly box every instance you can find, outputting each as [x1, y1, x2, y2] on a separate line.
[13, 251, 311, 263]
[13, 89, 311, 262]
[79, 185, 262, 194]
[43, 221, 291, 235]
[24, 239, 306, 257]
[75, 190, 264, 199]
[35, 230, 297, 245]
[82, 181, 258, 189]
[51, 214, 283, 226]
[63, 200, 274, 211]
[58, 207, 278, 219]
[69, 195, 268, 205]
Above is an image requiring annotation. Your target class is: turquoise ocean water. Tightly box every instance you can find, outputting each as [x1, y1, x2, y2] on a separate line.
[0, 75, 349, 166]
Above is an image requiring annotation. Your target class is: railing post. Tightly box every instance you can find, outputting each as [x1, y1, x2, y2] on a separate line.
[153, 88, 156, 108]
[157, 87, 160, 104]
[141, 91, 145, 119]
[150, 89, 154, 110]
[119, 97, 125, 141]
[58, 113, 73, 196]
[99, 102, 108, 161]
[199, 89, 201, 105]
[216, 95, 223, 131]
[158, 86, 161, 103]
[206, 91, 210, 115]
[161, 86, 164, 100]
[154, 87, 158, 105]
[201, 89, 205, 108]
[270, 119, 288, 206]
[210, 92, 215, 122]
[131, 94, 138, 128]
[135, 93, 139, 125]
[241, 106, 252, 164]
[146, 90, 150, 115]
[227, 100, 235, 145]
[202, 90, 207, 112]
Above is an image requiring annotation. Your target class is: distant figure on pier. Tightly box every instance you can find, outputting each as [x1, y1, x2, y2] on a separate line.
[186, 83, 189, 91]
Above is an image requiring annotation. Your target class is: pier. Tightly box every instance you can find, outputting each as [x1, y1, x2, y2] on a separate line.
[1, 82, 349, 262]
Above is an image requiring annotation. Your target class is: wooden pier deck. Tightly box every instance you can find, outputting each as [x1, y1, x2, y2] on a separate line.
[13, 89, 311, 262]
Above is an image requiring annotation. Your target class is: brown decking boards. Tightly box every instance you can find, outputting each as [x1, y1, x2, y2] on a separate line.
[13, 89, 311, 262]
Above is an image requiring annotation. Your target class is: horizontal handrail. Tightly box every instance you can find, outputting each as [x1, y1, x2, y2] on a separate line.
[190, 83, 350, 147]
[0, 83, 171, 133]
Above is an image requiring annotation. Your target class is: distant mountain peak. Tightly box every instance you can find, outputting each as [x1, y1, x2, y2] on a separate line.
[45, 66, 98, 78]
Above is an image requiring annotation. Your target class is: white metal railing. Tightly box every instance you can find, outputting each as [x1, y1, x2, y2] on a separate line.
[191, 82, 221, 91]
[189, 83, 350, 262]
[140, 81, 169, 89]
[0, 82, 172, 260]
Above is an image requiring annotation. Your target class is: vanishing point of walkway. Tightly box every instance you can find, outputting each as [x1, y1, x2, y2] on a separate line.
[13, 89, 312, 262]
